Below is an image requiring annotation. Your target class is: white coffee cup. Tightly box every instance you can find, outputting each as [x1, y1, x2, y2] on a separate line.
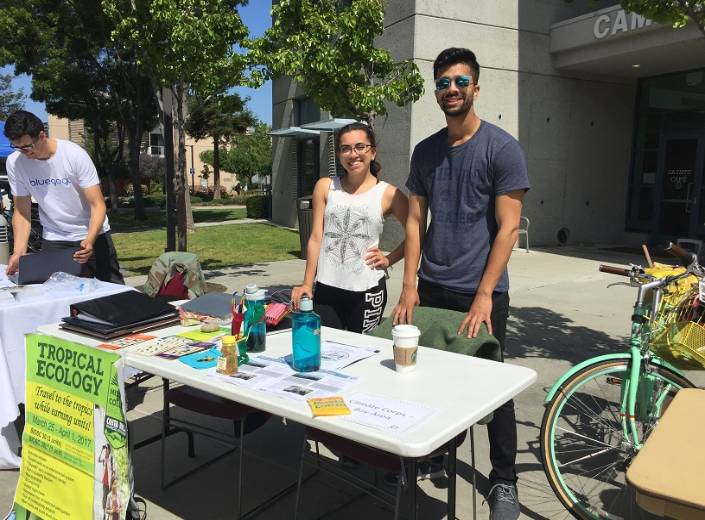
[392, 324, 421, 373]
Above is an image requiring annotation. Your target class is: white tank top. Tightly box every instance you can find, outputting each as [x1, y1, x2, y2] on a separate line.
[316, 176, 388, 291]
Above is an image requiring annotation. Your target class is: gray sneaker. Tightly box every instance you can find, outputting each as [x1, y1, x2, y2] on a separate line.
[488, 483, 520, 520]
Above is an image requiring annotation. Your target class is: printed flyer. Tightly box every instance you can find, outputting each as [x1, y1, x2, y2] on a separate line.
[8, 334, 132, 520]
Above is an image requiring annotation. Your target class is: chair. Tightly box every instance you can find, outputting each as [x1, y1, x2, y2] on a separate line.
[160, 381, 270, 519]
[293, 307, 500, 519]
[142, 251, 207, 300]
[516, 216, 530, 252]
[294, 427, 467, 520]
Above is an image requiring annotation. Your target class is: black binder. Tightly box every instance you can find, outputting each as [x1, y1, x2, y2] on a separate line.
[60, 314, 180, 340]
[69, 290, 178, 328]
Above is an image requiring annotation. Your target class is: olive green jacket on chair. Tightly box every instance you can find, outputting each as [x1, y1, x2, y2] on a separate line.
[368, 306, 502, 424]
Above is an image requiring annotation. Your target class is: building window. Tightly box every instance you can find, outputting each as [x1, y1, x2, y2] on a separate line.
[295, 98, 321, 197]
[149, 133, 165, 156]
[627, 69, 705, 239]
[298, 138, 320, 198]
[295, 98, 320, 126]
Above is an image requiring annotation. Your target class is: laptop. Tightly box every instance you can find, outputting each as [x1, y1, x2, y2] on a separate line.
[18, 248, 82, 285]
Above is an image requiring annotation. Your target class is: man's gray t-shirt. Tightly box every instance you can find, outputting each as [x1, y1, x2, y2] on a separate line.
[406, 121, 529, 294]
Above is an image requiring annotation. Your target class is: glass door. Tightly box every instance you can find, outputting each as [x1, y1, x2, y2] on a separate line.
[658, 137, 704, 237]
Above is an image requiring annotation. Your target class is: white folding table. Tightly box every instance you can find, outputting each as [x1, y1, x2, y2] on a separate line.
[38, 324, 537, 518]
[0, 280, 129, 468]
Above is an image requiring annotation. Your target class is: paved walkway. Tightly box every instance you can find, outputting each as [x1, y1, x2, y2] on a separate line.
[2, 244, 703, 519]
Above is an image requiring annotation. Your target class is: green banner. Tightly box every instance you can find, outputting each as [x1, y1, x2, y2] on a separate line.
[10, 334, 132, 520]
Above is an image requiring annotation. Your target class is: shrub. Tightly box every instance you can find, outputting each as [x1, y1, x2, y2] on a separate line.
[246, 195, 271, 218]
[145, 193, 166, 208]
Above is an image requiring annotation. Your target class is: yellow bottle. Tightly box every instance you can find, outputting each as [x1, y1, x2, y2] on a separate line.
[217, 335, 238, 375]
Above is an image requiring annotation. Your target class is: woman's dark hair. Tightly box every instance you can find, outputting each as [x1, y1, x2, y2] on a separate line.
[433, 47, 480, 84]
[336, 122, 382, 177]
[3, 110, 45, 140]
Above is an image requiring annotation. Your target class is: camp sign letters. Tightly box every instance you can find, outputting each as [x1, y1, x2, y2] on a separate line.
[10, 334, 132, 520]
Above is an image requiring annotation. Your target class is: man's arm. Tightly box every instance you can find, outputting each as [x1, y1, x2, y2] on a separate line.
[458, 189, 525, 337]
[5, 195, 32, 275]
[74, 185, 107, 264]
[392, 194, 427, 325]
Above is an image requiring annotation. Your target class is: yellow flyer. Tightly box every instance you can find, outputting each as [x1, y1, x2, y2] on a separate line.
[307, 396, 352, 416]
[10, 334, 132, 520]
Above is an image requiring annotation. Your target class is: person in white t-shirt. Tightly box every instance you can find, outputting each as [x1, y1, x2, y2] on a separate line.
[3, 111, 124, 283]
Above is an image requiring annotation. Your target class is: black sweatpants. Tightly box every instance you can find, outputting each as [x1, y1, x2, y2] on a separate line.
[313, 278, 387, 334]
[418, 278, 517, 485]
[41, 232, 125, 285]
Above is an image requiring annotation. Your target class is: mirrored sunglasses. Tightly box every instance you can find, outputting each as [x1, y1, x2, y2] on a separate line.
[435, 75, 473, 91]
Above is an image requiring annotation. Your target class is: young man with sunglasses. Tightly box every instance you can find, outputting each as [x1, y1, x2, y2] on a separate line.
[3, 110, 124, 283]
[393, 48, 529, 520]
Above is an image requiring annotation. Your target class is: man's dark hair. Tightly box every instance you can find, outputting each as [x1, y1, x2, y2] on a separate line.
[433, 48, 480, 83]
[3, 110, 45, 140]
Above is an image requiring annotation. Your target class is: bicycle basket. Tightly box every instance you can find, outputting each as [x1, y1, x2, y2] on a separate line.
[651, 290, 705, 370]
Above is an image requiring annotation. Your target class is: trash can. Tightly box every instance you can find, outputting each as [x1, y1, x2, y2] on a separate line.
[297, 196, 313, 260]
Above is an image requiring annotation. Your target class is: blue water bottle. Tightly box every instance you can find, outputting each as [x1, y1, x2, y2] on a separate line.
[292, 296, 321, 372]
[244, 284, 267, 352]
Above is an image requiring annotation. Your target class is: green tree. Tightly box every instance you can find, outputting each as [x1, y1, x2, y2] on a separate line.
[0, 73, 25, 119]
[220, 123, 272, 189]
[104, 0, 251, 250]
[139, 153, 166, 190]
[185, 92, 255, 199]
[620, 1, 705, 37]
[0, 1, 158, 218]
[253, 0, 424, 127]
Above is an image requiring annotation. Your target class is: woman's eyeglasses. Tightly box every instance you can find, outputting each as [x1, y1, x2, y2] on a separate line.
[339, 143, 373, 155]
[435, 75, 473, 91]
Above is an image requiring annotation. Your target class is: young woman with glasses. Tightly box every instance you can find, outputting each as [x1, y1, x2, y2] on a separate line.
[291, 122, 408, 333]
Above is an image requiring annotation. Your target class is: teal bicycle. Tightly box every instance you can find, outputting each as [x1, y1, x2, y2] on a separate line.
[540, 243, 704, 519]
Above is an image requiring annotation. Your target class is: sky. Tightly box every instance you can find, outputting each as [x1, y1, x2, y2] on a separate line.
[0, 0, 273, 125]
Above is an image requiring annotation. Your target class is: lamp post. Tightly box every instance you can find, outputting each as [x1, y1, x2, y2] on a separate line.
[186, 144, 195, 194]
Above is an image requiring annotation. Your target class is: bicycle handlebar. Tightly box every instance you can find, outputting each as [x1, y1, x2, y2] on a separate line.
[665, 242, 697, 268]
[599, 264, 631, 277]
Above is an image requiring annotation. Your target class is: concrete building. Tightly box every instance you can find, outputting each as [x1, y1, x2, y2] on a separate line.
[271, 1, 705, 249]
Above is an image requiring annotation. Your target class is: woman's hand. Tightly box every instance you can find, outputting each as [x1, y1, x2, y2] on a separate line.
[291, 284, 313, 308]
[365, 247, 390, 269]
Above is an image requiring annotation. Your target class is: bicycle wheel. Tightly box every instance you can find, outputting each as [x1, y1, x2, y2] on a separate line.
[540, 358, 693, 520]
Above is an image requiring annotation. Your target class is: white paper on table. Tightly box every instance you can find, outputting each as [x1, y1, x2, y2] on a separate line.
[282, 340, 379, 372]
[209, 354, 361, 401]
[208, 355, 295, 389]
[264, 368, 359, 401]
[319, 340, 380, 371]
[342, 392, 436, 434]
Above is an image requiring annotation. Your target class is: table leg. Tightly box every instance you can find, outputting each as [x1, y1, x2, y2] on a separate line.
[407, 458, 418, 520]
[470, 426, 476, 520]
[448, 436, 457, 520]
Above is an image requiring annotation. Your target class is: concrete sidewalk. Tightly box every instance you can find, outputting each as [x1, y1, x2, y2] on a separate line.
[2, 245, 702, 519]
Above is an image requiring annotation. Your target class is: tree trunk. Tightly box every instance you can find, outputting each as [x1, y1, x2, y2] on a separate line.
[128, 136, 146, 220]
[107, 172, 119, 210]
[174, 83, 188, 251]
[213, 135, 221, 200]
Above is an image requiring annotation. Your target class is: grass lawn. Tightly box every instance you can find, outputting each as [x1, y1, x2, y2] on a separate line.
[113, 223, 301, 275]
[108, 207, 247, 232]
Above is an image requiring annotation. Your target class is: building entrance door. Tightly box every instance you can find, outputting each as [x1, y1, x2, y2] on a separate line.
[658, 136, 705, 238]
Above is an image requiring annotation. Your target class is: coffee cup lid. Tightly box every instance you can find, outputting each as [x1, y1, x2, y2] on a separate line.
[392, 324, 420, 337]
